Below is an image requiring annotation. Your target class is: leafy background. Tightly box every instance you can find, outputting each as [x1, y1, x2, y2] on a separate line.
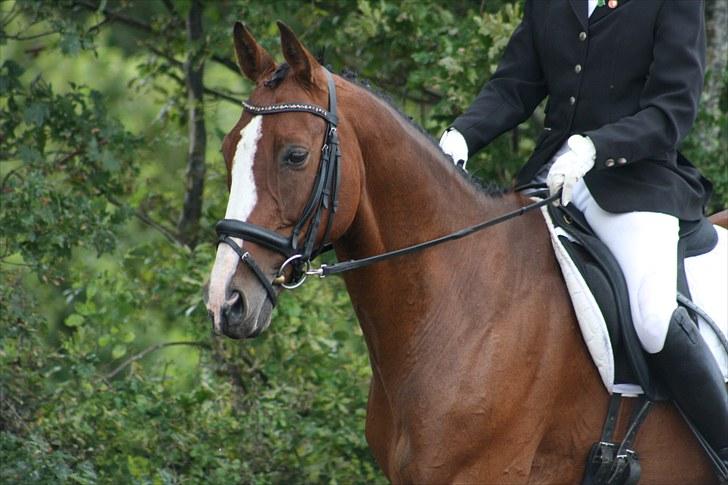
[1, 1, 726, 483]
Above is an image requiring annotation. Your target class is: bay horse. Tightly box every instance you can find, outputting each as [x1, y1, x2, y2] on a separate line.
[205, 22, 727, 484]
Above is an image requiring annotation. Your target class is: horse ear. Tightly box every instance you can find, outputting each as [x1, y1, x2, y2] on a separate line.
[277, 21, 320, 86]
[233, 21, 275, 82]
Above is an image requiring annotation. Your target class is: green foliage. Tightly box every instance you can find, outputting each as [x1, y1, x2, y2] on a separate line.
[1, 0, 725, 483]
[683, 65, 728, 213]
[0, 59, 139, 280]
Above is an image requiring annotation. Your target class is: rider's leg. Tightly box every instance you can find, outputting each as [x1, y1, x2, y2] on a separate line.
[572, 181, 678, 352]
[571, 180, 728, 455]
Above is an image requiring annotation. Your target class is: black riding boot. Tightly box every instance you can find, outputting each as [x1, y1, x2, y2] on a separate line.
[647, 307, 728, 458]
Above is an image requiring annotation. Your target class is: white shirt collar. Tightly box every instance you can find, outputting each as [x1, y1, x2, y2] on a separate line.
[588, 0, 598, 17]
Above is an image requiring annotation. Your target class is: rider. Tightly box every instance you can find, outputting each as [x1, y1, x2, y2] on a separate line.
[440, 0, 728, 464]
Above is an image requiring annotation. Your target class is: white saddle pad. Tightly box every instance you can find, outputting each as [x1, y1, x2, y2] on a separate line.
[540, 206, 728, 395]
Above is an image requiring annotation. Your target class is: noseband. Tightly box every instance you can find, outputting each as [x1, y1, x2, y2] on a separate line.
[215, 69, 341, 306]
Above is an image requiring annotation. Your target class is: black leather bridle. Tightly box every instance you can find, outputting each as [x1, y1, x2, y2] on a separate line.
[215, 68, 341, 306]
[215, 68, 561, 308]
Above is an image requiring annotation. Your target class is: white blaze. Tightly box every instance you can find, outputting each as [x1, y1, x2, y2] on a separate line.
[208, 116, 263, 321]
[225, 115, 263, 221]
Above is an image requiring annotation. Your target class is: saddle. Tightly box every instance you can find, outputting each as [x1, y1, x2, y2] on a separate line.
[546, 202, 718, 398]
[538, 200, 724, 484]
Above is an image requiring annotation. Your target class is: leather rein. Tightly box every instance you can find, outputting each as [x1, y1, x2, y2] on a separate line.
[215, 68, 559, 307]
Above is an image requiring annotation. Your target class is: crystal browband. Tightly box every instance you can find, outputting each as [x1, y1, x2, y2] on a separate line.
[242, 101, 337, 125]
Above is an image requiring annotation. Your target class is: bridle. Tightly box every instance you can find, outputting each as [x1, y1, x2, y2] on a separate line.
[215, 68, 560, 308]
[215, 68, 341, 306]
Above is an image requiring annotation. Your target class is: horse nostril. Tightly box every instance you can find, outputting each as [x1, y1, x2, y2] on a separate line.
[222, 291, 245, 323]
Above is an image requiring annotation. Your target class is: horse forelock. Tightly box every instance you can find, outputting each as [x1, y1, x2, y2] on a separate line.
[264, 63, 290, 89]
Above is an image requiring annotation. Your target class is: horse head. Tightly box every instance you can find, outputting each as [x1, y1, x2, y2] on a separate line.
[205, 22, 361, 339]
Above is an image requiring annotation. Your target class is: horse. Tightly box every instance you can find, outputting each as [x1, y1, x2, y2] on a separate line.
[204, 21, 728, 484]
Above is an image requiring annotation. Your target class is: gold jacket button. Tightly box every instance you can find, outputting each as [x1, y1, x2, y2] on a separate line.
[605, 158, 616, 167]
[579, 32, 587, 41]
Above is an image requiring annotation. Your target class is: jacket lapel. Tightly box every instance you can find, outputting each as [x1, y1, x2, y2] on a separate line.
[569, 0, 588, 30]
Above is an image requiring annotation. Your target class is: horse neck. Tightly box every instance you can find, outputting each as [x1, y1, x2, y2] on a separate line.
[334, 81, 522, 380]
[339, 82, 509, 254]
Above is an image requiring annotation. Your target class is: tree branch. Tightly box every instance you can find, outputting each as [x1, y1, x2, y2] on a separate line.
[1, 3, 20, 29]
[211, 54, 240, 76]
[1, 30, 57, 41]
[133, 207, 183, 246]
[102, 191, 183, 246]
[204, 86, 244, 105]
[72, 0, 154, 34]
[71, 0, 239, 76]
[161, 0, 182, 23]
[106, 340, 210, 379]
[164, 70, 244, 106]
[145, 43, 183, 68]
[1, 167, 24, 191]
[146, 44, 243, 105]
[38, 143, 184, 246]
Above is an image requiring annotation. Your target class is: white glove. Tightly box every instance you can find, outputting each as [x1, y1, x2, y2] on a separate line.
[439, 128, 468, 169]
[547, 135, 596, 206]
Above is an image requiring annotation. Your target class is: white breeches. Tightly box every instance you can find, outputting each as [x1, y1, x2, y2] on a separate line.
[571, 180, 679, 353]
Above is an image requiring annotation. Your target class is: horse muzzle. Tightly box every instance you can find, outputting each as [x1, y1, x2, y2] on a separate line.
[203, 277, 273, 339]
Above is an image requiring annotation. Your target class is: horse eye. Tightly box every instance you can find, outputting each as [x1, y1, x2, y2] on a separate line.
[285, 149, 309, 166]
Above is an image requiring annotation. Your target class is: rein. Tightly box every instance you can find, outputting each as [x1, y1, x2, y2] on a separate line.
[306, 193, 560, 278]
[215, 69, 559, 305]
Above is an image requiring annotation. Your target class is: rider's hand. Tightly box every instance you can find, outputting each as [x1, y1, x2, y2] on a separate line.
[439, 127, 468, 170]
[547, 135, 596, 206]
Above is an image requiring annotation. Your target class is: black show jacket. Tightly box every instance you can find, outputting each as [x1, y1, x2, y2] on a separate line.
[452, 0, 712, 220]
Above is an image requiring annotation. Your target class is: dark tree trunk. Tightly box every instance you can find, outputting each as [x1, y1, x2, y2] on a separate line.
[177, 0, 207, 248]
[705, 0, 727, 117]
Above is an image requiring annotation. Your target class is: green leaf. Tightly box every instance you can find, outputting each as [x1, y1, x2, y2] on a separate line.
[17, 145, 42, 163]
[122, 331, 135, 343]
[76, 301, 97, 316]
[101, 150, 120, 172]
[59, 32, 81, 56]
[23, 102, 49, 126]
[112, 344, 127, 359]
[65, 314, 84, 327]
